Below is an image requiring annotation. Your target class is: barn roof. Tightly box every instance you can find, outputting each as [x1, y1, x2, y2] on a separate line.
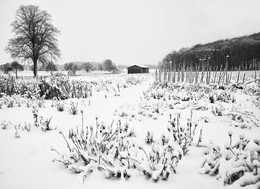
[127, 65, 149, 69]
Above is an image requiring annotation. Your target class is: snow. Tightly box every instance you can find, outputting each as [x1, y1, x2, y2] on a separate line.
[0, 72, 260, 189]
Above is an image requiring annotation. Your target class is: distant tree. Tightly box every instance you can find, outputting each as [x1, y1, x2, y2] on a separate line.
[11, 61, 24, 79]
[103, 59, 117, 71]
[6, 5, 61, 77]
[64, 63, 79, 75]
[45, 61, 57, 75]
[103, 59, 112, 71]
[81, 62, 92, 72]
[97, 63, 104, 71]
[64, 63, 73, 71]
[0, 63, 13, 74]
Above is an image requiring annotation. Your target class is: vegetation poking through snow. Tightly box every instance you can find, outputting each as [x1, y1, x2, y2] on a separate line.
[200, 132, 260, 187]
[0, 74, 147, 101]
[1, 120, 11, 130]
[168, 111, 199, 154]
[31, 106, 55, 131]
[52, 115, 183, 182]
[145, 131, 154, 144]
[55, 99, 65, 111]
[68, 101, 78, 115]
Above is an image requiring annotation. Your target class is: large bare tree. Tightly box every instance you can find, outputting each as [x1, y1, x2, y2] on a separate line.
[6, 5, 61, 77]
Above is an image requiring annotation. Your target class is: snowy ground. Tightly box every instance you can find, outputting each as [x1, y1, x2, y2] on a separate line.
[0, 73, 259, 189]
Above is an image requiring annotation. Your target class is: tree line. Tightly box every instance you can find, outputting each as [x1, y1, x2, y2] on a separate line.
[161, 32, 260, 71]
[0, 59, 117, 78]
[63, 59, 117, 75]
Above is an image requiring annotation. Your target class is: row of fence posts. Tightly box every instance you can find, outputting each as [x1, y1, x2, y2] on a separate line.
[154, 65, 259, 85]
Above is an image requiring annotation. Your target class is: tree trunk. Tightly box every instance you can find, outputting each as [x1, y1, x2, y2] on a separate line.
[16, 69, 18, 79]
[33, 59, 38, 77]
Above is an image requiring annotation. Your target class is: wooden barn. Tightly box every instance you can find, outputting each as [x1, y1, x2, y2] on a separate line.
[127, 65, 149, 74]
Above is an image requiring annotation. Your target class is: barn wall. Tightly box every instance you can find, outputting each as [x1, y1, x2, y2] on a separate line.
[127, 66, 149, 74]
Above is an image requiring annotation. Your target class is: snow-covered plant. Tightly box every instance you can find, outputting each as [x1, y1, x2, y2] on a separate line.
[209, 94, 215, 103]
[32, 106, 39, 127]
[39, 116, 53, 132]
[167, 112, 198, 154]
[68, 101, 78, 115]
[37, 98, 45, 108]
[52, 118, 182, 182]
[22, 122, 31, 132]
[161, 133, 169, 146]
[7, 98, 14, 108]
[145, 131, 154, 144]
[137, 140, 182, 182]
[55, 100, 65, 111]
[1, 120, 11, 130]
[52, 120, 138, 181]
[14, 124, 21, 138]
[212, 105, 223, 116]
[31, 106, 54, 131]
[200, 132, 260, 187]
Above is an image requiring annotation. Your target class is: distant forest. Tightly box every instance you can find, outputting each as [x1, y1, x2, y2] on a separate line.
[161, 32, 260, 71]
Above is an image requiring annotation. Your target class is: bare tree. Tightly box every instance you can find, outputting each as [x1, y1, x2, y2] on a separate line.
[6, 5, 61, 77]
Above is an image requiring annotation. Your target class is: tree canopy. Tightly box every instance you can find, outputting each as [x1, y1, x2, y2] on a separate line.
[0, 61, 24, 78]
[81, 62, 93, 72]
[64, 63, 79, 75]
[103, 59, 116, 71]
[6, 5, 61, 77]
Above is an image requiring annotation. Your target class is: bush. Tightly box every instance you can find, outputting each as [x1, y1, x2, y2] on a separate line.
[200, 132, 260, 187]
[52, 118, 183, 182]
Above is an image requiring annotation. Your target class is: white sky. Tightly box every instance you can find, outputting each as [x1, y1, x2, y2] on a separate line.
[0, 0, 260, 65]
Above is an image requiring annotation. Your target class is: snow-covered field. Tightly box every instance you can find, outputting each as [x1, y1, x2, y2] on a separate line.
[0, 72, 260, 189]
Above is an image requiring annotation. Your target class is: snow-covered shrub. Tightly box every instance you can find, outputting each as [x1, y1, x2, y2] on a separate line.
[68, 101, 78, 115]
[227, 111, 260, 129]
[211, 104, 224, 116]
[14, 124, 21, 138]
[36, 98, 45, 108]
[31, 106, 55, 131]
[55, 100, 65, 111]
[161, 133, 169, 146]
[137, 142, 182, 181]
[39, 117, 53, 132]
[22, 122, 32, 132]
[52, 119, 137, 181]
[1, 120, 11, 130]
[167, 112, 199, 154]
[145, 131, 154, 144]
[32, 106, 39, 127]
[216, 91, 233, 103]
[200, 132, 260, 187]
[52, 118, 182, 182]
[7, 99, 14, 108]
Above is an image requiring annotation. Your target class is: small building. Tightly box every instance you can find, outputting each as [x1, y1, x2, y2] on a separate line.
[127, 65, 149, 74]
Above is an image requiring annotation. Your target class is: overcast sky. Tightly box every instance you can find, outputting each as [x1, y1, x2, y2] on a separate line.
[0, 0, 260, 65]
